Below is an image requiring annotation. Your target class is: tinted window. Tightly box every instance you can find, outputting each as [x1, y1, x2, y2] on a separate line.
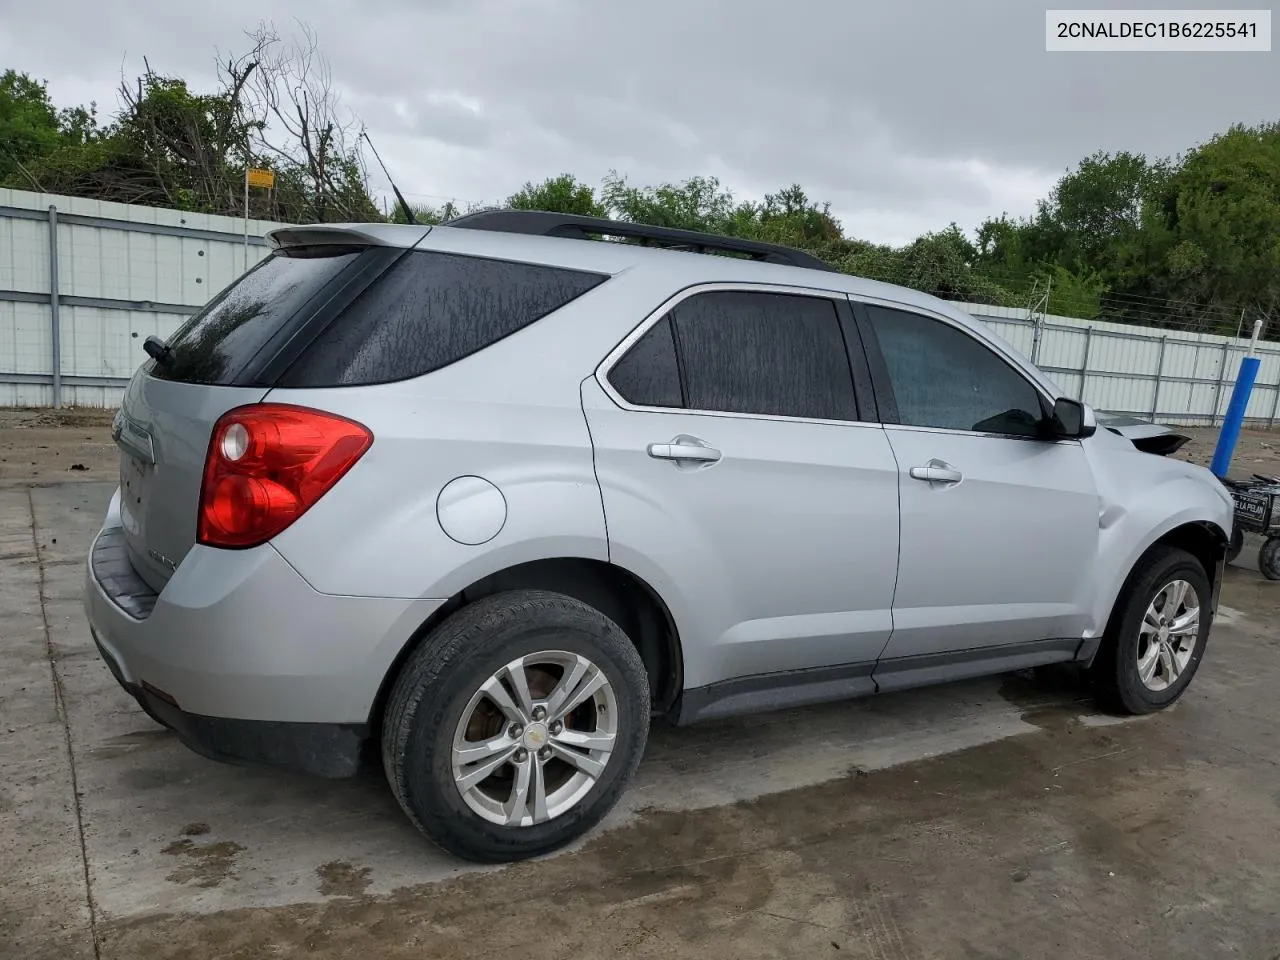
[608, 315, 683, 407]
[865, 305, 1044, 437]
[671, 291, 857, 421]
[282, 251, 607, 386]
[151, 247, 359, 385]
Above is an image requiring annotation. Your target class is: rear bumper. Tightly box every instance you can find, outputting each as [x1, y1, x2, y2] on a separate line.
[92, 628, 367, 777]
[83, 488, 445, 775]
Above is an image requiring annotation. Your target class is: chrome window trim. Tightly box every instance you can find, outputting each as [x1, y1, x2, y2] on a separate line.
[593, 281, 876, 428]
[879, 421, 1081, 446]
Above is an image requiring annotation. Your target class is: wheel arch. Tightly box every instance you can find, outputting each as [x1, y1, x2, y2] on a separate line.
[1151, 519, 1230, 583]
[367, 557, 685, 735]
[1085, 518, 1229, 668]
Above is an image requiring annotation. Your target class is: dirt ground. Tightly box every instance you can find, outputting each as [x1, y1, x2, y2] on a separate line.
[0, 408, 119, 487]
[2, 408, 1280, 960]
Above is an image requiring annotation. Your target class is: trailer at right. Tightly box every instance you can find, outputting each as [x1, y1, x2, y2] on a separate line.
[1223, 475, 1280, 579]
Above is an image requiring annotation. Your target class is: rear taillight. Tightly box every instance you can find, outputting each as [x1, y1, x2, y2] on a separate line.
[198, 404, 373, 549]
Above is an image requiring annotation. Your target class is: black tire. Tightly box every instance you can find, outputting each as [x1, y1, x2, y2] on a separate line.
[1226, 526, 1244, 564]
[381, 589, 650, 863]
[1260, 537, 1280, 581]
[1090, 546, 1212, 715]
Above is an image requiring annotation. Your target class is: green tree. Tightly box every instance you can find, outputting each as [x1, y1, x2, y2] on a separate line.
[0, 70, 60, 185]
[1036, 150, 1170, 271]
[113, 68, 258, 210]
[508, 174, 605, 216]
[974, 213, 1037, 276]
[601, 172, 737, 231]
[1043, 263, 1106, 320]
[729, 184, 846, 263]
[756, 184, 843, 244]
[892, 225, 1017, 306]
[1146, 123, 1280, 328]
[0, 70, 101, 189]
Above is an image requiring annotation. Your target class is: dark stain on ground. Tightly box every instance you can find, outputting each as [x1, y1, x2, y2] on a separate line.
[108, 728, 172, 743]
[161, 838, 245, 889]
[999, 665, 1103, 733]
[316, 861, 373, 898]
[182, 822, 210, 837]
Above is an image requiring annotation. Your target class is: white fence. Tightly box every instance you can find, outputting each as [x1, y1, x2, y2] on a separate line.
[956, 303, 1280, 427]
[2, 187, 1279, 426]
[0, 188, 280, 408]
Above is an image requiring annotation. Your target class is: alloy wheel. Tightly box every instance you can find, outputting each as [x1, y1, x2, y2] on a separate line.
[451, 651, 619, 827]
[1136, 579, 1200, 692]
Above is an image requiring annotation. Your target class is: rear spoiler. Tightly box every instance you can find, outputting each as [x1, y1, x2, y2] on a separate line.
[265, 223, 431, 249]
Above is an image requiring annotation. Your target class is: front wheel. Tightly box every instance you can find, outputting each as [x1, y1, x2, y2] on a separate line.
[1090, 546, 1212, 715]
[382, 590, 650, 863]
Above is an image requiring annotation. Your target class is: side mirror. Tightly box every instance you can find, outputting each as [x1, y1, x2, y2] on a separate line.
[1051, 397, 1096, 439]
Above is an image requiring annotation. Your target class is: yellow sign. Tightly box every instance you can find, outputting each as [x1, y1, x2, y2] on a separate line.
[246, 167, 275, 189]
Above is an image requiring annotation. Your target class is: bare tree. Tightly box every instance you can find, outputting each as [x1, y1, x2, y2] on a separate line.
[115, 33, 268, 213]
[41, 20, 379, 222]
[212, 34, 270, 209]
[248, 20, 372, 222]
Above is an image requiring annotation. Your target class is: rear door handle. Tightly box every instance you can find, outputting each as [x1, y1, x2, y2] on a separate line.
[647, 435, 722, 464]
[909, 459, 962, 485]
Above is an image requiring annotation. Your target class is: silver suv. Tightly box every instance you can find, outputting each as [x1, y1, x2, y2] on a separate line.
[84, 211, 1234, 863]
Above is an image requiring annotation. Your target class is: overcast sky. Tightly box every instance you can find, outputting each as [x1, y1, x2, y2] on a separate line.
[2, 0, 1275, 245]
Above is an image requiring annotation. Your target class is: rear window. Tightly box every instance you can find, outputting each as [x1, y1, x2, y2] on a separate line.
[150, 247, 360, 385]
[279, 251, 608, 387]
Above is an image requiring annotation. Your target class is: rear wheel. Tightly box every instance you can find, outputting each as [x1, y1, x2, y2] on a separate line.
[1091, 546, 1212, 715]
[382, 590, 650, 863]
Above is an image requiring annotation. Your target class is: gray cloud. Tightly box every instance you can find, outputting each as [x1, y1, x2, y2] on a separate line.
[4, 0, 1274, 245]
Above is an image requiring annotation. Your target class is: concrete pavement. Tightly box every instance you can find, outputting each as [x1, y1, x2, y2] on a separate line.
[3, 476, 1280, 959]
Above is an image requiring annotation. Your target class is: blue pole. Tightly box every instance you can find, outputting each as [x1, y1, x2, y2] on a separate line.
[1210, 347, 1262, 479]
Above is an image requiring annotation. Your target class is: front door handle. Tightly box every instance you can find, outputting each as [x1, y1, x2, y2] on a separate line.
[909, 459, 963, 485]
[648, 435, 722, 464]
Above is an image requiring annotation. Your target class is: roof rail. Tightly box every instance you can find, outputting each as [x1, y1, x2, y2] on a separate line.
[444, 209, 836, 272]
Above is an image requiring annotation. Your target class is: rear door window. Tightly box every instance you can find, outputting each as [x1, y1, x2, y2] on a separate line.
[607, 315, 684, 408]
[668, 290, 859, 421]
[281, 251, 608, 386]
[150, 247, 361, 385]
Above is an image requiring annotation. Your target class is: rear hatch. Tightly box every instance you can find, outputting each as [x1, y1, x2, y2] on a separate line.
[112, 221, 609, 593]
[113, 241, 379, 591]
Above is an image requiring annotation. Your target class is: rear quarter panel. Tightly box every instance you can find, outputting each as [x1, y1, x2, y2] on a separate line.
[263, 269, 675, 600]
[265, 382, 609, 599]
